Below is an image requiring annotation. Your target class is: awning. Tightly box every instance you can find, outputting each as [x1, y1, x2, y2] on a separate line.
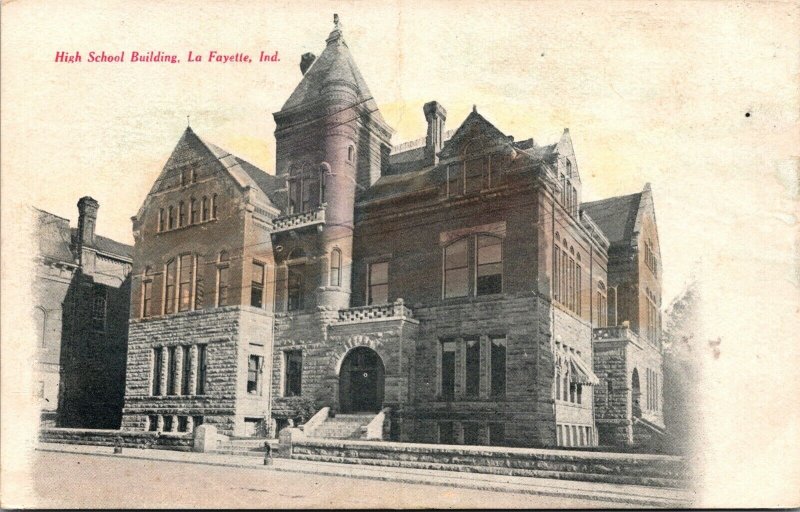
[568, 352, 600, 385]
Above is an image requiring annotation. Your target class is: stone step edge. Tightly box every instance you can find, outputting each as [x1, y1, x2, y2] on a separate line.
[290, 453, 686, 489]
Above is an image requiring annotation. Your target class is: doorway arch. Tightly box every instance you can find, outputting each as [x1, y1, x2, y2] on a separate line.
[631, 368, 642, 418]
[338, 347, 385, 413]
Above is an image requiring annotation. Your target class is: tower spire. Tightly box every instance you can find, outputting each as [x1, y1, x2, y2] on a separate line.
[327, 13, 345, 45]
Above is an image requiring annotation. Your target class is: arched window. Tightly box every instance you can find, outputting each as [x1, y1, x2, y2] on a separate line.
[164, 258, 177, 314]
[554, 233, 561, 302]
[443, 238, 469, 298]
[576, 253, 582, 316]
[34, 306, 47, 347]
[211, 194, 218, 219]
[190, 198, 198, 224]
[348, 145, 355, 162]
[158, 208, 165, 232]
[201, 196, 209, 222]
[330, 248, 342, 287]
[476, 235, 502, 295]
[178, 201, 186, 227]
[566, 159, 572, 177]
[168, 206, 175, 230]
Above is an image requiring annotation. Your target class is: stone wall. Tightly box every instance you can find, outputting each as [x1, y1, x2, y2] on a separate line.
[40, 427, 193, 451]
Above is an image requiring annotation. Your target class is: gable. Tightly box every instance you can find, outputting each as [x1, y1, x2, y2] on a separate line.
[438, 110, 513, 160]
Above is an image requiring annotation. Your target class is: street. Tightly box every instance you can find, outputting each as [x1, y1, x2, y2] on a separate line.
[26, 450, 638, 508]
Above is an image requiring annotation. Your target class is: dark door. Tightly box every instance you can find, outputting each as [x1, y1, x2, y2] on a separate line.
[350, 369, 378, 412]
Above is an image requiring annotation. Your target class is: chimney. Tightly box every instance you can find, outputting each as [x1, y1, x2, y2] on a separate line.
[423, 101, 447, 166]
[77, 196, 99, 246]
[300, 52, 316, 75]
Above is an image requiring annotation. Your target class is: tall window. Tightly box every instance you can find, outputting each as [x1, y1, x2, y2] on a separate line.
[247, 355, 263, 395]
[288, 164, 324, 214]
[490, 337, 507, 397]
[167, 346, 177, 395]
[91, 285, 107, 332]
[178, 201, 186, 227]
[465, 338, 480, 397]
[443, 235, 503, 299]
[554, 236, 581, 316]
[464, 156, 485, 194]
[181, 345, 191, 395]
[284, 350, 302, 397]
[251, 261, 265, 308]
[34, 307, 47, 347]
[158, 208, 165, 232]
[347, 145, 355, 162]
[178, 254, 193, 312]
[444, 238, 469, 298]
[152, 347, 163, 395]
[575, 253, 582, 315]
[596, 281, 607, 327]
[211, 194, 218, 219]
[447, 163, 464, 197]
[441, 340, 456, 401]
[168, 206, 175, 230]
[190, 198, 198, 224]
[201, 196, 209, 222]
[287, 266, 304, 311]
[194, 256, 204, 310]
[330, 248, 342, 287]
[142, 267, 153, 318]
[216, 252, 229, 307]
[196, 345, 207, 395]
[476, 235, 502, 295]
[367, 262, 389, 305]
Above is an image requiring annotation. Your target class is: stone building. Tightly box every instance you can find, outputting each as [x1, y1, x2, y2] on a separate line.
[121, 17, 663, 449]
[33, 198, 132, 428]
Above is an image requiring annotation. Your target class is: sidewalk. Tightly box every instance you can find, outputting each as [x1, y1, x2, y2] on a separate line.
[36, 442, 695, 507]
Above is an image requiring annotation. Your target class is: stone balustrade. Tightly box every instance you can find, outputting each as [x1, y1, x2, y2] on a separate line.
[272, 206, 326, 233]
[335, 299, 414, 324]
[593, 325, 638, 342]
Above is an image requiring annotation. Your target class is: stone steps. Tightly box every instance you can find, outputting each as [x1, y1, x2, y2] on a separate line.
[306, 414, 374, 440]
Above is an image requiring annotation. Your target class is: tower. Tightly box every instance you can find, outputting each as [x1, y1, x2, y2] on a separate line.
[273, 15, 394, 310]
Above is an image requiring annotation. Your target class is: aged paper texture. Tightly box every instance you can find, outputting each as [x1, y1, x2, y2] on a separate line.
[2, 0, 798, 508]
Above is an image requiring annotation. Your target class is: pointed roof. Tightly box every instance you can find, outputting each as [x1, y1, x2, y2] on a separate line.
[279, 18, 386, 125]
[582, 191, 643, 247]
[438, 108, 511, 159]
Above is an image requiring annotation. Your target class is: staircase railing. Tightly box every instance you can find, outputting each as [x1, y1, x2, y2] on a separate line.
[299, 406, 329, 437]
[363, 407, 391, 440]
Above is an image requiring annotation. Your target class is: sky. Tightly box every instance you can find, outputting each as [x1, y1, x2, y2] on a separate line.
[2, 1, 799, 505]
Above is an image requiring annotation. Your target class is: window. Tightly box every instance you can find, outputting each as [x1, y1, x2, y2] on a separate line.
[181, 345, 191, 395]
[441, 340, 456, 401]
[181, 167, 189, 186]
[152, 347, 163, 395]
[178, 254, 193, 312]
[367, 261, 389, 305]
[168, 206, 175, 230]
[284, 350, 302, 397]
[194, 256, 204, 310]
[148, 415, 158, 432]
[348, 145, 355, 162]
[477, 235, 502, 295]
[330, 249, 342, 287]
[158, 209, 165, 232]
[211, 194, 218, 219]
[178, 416, 189, 432]
[192, 416, 204, 430]
[443, 238, 469, 298]
[178, 201, 186, 227]
[251, 261, 265, 308]
[216, 252, 229, 307]
[596, 281, 607, 327]
[439, 422, 454, 444]
[490, 337, 507, 397]
[190, 198, 198, 224]
[196, 345, 207, 395]
[167, 346, 177, 395]
[465, 338, 480, 397]
[464, 157, 485, 194]
[142, 266, 153, 318]
[444, 235, 503, 299]
[247, 355, 263, 395]
[163, 415, 173, 432]
[34, 307, 47, 348]
[489, 423, 505, 446]
[287, 266, 304, 311]
[288, 164, 325, 214]
[91, 286, 107, 331]
[201, 196, 209, 222]
[447, 163, 464, 197]
[554, 237, 581, 315]
[463, 423, 481, 445]
[165, 259, 176, 314]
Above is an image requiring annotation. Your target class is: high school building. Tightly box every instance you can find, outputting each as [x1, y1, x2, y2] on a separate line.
[119, 17, 664, 448]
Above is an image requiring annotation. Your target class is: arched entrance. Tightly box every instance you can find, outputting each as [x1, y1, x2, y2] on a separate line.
[339, 347, 385, 413]
[631, 368, 642, 418]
